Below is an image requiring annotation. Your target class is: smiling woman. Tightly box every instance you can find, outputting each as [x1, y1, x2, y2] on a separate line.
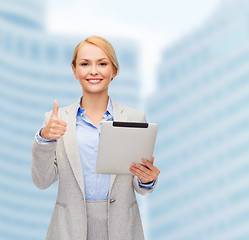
[31, 35, 160, 240]
[71, 38, 117, 99]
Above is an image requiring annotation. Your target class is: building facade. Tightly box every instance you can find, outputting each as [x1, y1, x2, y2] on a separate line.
[0, 1, 140, 239]
[146, 0, 249, 239]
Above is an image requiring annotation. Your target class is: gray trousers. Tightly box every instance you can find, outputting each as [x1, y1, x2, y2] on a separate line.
[86, 200, 108, 240]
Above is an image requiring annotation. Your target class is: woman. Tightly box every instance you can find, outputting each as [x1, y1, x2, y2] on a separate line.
[31, 36, 160, 240]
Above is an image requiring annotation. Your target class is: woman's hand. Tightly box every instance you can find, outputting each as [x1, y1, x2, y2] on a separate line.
[41, 100, 67, 140]
[129, 156, 160, 183]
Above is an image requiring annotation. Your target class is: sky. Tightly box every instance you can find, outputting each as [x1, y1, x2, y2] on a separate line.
[46, 0, 222, 96]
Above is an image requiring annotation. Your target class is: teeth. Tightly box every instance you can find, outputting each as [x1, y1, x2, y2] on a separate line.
[88, 80, 101, 83]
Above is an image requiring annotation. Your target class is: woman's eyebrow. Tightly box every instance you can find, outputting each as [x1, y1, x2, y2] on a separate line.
[79, 58, 108, 61]
[98, 58, 108, 61]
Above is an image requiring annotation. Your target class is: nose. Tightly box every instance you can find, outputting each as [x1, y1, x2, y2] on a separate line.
[90, 64, 98, 75]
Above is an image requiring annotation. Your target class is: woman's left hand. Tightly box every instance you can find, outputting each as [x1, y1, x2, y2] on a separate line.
[129, 156, 160, 183]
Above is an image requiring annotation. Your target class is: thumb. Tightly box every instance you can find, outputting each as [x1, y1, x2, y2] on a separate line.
[151, 155, 155, 164]
[52, 100, 59, 117]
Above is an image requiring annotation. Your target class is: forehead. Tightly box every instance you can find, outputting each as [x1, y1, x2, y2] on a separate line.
[77, 43, 108, 60]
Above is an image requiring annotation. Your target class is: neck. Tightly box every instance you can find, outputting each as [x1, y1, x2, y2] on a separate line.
[81, 91, 109, 113]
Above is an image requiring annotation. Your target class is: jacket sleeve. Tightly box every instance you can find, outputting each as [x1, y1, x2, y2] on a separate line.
[133, 176, 158, 195]
[31, 112, 58, 190]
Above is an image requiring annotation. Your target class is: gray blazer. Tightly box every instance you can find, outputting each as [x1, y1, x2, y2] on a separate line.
[31, 98, 157, 240]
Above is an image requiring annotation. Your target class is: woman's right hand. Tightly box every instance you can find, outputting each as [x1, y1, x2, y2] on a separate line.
[41, 100, 67, 140]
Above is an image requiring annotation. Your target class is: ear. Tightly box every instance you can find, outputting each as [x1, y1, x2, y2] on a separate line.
[72, 65, 78, 80]
[111, 69, 117, 81]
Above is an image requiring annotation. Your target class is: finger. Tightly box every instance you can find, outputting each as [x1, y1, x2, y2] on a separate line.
[142, 158, 160, 174]
[51, 120, 67, 129]
[131, 163, 156, 180]
[132, 161, 160, 177]
[56, 119, 67, 127]
[52, 100, 59, 117]
[130, 166, 154, 182]
[131, 169, 148, 183]
[133, 163, 153, 177]
[50, 126, 67, 134]
[49, 130, 66, 138]
[130, 166, 147, 178]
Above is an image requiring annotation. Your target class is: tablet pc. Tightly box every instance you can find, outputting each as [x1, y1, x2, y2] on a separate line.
[96, 121, 158, 175]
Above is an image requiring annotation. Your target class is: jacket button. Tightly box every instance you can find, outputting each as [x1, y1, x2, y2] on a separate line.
[110, 199, 116, 203]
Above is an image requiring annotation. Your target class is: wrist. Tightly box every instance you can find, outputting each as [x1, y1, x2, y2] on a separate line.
[40, 128, 45, 138]
[37, 128, 56, 143]
[40, 127, 48, 140]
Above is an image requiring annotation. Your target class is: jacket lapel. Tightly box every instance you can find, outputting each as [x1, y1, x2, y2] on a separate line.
[109, 99, 127, 193]
[62, 100, 86, 199]
[62, 98, 127, 199]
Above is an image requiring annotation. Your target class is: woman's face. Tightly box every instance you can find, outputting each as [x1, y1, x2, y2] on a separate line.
[72, 43, 116, 95]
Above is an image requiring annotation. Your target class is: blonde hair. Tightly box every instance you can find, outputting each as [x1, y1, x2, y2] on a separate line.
[71, 36, 119, 74]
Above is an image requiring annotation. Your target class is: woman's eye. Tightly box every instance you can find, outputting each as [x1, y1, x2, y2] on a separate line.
[81, 63, 88, 66]
[99, 62, 107, 66]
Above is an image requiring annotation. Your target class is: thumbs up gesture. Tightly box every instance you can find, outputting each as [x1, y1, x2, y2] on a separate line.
[41, 100, 67, 140]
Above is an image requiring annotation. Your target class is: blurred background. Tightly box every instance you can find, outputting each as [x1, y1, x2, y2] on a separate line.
[1, 0, 249, 239]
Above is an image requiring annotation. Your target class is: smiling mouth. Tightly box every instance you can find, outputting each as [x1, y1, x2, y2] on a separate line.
[87, 79, 103, 83]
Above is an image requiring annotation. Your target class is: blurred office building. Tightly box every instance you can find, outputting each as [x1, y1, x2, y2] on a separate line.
[146, 0, 249, 239]
[0, 0, 140, 239]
